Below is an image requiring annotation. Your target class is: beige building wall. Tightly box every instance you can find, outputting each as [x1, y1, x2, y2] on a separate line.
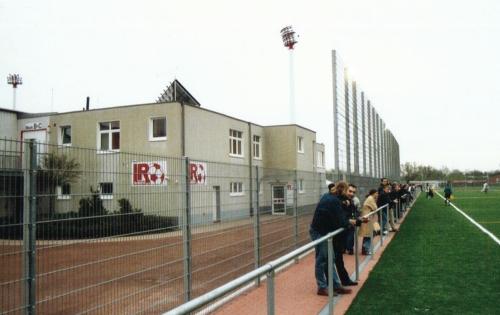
[49, 102, 182, 156]
[47, 102, 184, 217]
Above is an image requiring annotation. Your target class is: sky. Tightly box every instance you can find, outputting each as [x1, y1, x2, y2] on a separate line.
[1, 0, 499, 171]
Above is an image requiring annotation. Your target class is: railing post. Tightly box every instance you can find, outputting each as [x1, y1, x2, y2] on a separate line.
[354, 225, 359, 281]
[327, 237, 334, 315]
[379, 206, 384, 247]
[23, 139, 37, 315]
[254, 166, 261, 286]
[183, 157, 192, 302]
[267, 270, 275, 315]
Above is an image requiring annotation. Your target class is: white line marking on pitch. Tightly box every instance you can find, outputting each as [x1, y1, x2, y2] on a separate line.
[436, 192, 500, 246]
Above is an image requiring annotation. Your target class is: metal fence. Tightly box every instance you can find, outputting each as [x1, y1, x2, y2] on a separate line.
[1, 138, 333, 314]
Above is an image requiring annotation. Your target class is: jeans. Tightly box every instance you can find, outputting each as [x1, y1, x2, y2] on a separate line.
[345, 227, 354, 252]
[381, 207, 388, 231]
[362, 237, 371, 253]
[309, 228, 342, 289]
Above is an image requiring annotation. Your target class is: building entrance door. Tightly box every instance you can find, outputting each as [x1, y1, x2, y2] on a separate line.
[272, 185, 286, 215]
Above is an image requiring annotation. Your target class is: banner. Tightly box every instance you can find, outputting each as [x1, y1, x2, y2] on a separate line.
[132, 161, 168, 186]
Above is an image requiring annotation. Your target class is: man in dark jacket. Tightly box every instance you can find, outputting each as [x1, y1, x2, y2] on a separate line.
[378, 184, 397, 234]
[335, 184, 359, 286]
[310, 182, 357, 296]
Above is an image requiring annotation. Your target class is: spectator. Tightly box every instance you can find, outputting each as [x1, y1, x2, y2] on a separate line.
[309, 182, 354, 296]
[377, 184, 398, 234]
[333, 182, 359, 286]
[344, 184, 359, 255]
[359, 189, 379, 255]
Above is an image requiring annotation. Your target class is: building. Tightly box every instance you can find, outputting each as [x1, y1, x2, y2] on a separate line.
[0, 107, 54, 219]
[1, 81, 326, 224]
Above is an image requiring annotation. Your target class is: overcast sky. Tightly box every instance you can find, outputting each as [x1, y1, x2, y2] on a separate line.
[1, 0, 499, 171]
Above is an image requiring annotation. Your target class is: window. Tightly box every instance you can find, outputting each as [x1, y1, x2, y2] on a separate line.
[98, 121, 120, 152]
[298, 179, 305, 193]
[56, 183, 71, 200]
[229, 129, 243, 157]
[297, 136, 304, 153]
[60, 126, 71, 145]
[317, 151, 325, 167]
[253, 135, 261, 159]
[99, 182, 113, 199]
[149, 117, 167, 141]
[230, 182, 244, 196]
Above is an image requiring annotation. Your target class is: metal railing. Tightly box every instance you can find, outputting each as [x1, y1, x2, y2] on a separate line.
[166, 200, 408, 315]
[166, 190, 418, 315]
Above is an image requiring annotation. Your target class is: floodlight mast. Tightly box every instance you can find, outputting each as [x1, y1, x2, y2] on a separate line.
[7, 74, 22, 110]
[281, 26, 298, 124]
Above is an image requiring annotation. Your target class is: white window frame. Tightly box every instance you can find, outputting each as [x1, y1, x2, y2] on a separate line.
[229, 182, 244, 196]
[229, 129, 243, 158]
[99, 182, 114, 200]
[59, 125, 72, 146]
[149, 116, 167, 141]
[297, 136, 304, 153]
[298, 179, 305, 193]
[56, 184, 71, 200]
[317, 151, 324, 167]
[97, 121, 120, 153]
[253, 135, 262, 160]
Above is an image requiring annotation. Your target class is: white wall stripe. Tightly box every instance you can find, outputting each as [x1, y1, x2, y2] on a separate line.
[436, 192, 500, 246]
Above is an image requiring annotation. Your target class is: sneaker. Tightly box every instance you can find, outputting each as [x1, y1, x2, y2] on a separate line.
[383, 230, 388, 235]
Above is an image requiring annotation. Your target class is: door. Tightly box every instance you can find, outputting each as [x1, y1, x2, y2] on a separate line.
[213, 186, 221, 222]
[272, 185, 286, 215]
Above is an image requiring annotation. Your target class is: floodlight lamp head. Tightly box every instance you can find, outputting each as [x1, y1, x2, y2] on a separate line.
[7, 74, 22, 87]
[280, 26, 297, 50]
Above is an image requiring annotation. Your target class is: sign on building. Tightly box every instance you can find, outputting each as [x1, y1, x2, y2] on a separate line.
[132, 161, 168, 186]
[190, 161, 207, 185]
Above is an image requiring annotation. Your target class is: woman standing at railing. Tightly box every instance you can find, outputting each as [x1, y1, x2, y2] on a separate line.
[359, 189, 378, 255]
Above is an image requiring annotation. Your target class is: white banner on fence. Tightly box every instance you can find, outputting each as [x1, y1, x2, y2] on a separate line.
[132, 161, 168, 186]
[190, 161, 207, 185]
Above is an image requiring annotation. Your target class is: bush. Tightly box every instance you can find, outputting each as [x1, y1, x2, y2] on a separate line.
[118, 198, 142, 214]
[0, 213, 179, 240]
[78, 187, 107, 217]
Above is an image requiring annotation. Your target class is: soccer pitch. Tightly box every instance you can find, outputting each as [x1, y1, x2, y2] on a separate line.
[444, 187, 500, 238]
[346, 192, 500, 314]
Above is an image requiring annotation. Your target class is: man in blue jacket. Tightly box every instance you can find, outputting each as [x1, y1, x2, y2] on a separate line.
[309, 182, 360, 296]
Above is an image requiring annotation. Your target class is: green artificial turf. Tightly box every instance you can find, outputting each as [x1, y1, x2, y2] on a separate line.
[346, 193, 500, 315]
[445, 187, 500, 237]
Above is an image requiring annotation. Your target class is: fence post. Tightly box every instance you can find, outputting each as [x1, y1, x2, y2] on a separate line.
[327, 237, 334, 315]
[254, 166, 261, 286]
[267, 270, 275, 315]
[23, 139, 37, 315]
[293, 170, 298, 253]
[182, 157, 192, 302]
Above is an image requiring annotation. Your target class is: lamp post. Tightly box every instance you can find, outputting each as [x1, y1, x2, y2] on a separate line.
[280, 26, 298, 124]
[7, 74, 23, 110]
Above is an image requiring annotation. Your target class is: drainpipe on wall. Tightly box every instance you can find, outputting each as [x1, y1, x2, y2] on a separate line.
[248, 122, 253, 217]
